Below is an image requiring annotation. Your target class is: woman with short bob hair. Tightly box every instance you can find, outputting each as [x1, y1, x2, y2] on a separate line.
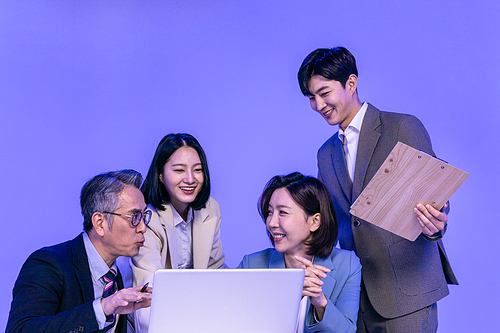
[239, 172, 361, 333]
[131, 133, 226, 333]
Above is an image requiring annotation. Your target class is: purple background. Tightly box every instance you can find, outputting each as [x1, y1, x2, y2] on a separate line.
[1, 1, 499, 331]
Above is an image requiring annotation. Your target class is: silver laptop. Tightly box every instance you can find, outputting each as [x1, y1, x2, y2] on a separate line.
[148, 268, 305, 333]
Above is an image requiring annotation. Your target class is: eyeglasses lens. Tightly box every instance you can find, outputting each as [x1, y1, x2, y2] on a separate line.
[131, 211, 152, 226]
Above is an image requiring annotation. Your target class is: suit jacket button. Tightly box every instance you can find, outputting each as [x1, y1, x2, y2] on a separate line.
[353, 219, 361, 227]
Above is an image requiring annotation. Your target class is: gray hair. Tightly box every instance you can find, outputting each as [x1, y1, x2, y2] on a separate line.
[80, 169, 143, 232]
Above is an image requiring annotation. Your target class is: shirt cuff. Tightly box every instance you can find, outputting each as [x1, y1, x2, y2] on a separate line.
[423, 222, 448, 241]
[93, 298, 110, 330]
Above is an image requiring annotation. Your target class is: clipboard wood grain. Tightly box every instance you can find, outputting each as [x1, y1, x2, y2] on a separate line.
[349, 142, 468, 241]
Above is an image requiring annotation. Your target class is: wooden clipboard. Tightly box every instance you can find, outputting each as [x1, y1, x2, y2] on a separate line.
[349, 142, 468, 241]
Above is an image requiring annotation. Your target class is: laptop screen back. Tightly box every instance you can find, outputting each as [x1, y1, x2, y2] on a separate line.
[148, 268, 305, 333]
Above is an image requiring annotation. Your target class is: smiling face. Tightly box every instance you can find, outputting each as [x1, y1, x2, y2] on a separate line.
[160, 146, 204, 216]
[102, 186, 147, 263]
[307, 74, 360, 130]
[266, 188, 319, 261]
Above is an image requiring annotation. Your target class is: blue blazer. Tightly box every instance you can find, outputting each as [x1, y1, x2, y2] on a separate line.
[238, 248, 361, 333]
[6, 233, 127, 333]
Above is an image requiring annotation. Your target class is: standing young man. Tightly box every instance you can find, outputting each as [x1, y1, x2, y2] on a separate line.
[298, 47, 458, 332]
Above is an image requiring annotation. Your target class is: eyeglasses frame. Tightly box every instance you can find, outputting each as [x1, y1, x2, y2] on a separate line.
[102, 210, 152, 227]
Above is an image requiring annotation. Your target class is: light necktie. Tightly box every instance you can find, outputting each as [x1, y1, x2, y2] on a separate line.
[340, 133, 354, 182]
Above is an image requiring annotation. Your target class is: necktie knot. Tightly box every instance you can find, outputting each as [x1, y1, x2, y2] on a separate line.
[102, 269, 117, 298]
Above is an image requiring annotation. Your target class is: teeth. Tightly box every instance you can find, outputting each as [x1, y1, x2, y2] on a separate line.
[273, 234, 285, 239]
[323, 109, 333, 116]
[180, 187, 195, 190]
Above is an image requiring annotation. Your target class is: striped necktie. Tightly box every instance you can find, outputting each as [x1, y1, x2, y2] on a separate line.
[102, 268, 117, 330]
[102, 268, 117, 298]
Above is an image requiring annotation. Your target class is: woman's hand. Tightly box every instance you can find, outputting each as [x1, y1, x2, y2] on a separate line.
[295, 255, 330, 321]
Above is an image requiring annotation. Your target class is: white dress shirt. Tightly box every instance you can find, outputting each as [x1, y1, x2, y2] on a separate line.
[83, 232, 119, 332]
[338, 102, 368, 182]
[172, 207, 194, 269]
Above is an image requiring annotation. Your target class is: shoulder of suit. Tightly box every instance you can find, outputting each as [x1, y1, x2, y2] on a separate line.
[242, 248, 275, 264]
[202, 196, 220, 213]
[206, 196, 219, 206]
[318, 131, 339, 155]
[25, 234, 83, 268]
[326, 248, 360, 266]
[377, 108, 421, 123]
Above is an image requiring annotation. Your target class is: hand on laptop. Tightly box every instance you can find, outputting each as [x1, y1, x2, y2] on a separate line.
[101, 285, 152, 316]
[295, 255, 330, 321]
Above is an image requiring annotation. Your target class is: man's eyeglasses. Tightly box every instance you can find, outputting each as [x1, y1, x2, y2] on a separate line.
[103, 210, 152, 227]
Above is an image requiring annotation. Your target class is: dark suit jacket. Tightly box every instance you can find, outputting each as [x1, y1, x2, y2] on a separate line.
[6, 233, 127, 333]
[317, 104, 458, 319]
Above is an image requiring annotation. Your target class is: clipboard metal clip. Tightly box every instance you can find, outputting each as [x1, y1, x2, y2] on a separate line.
[418, 150, 448, 164]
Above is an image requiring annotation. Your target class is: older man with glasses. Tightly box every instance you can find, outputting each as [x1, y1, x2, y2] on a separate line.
[6, 169, 152, 333]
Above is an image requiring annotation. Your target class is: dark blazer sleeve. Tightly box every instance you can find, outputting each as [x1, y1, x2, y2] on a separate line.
[6, 238, 100, 333]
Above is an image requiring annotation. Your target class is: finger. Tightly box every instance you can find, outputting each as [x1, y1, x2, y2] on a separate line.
[415, 210, 439, 235]
[304, 264, 330, 277]
[116, 290, 151, 303]
[416, 217, 435, 236]
[304, 267, 328, 279]
[414, 204, 445, 234]
[302, 289, 323, 298]
[294, 255, 313, 267]
[313, 264, 331, 274]
[303, 278, 323, 288]
[302, 285, 323, 295]
[415, 203, 447, 223]
[425, 204, 447, 220]
[124, 287, 153, 298]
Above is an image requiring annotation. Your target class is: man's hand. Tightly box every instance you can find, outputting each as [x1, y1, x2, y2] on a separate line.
[101, 285, 152, 317]
[414, 202, 448, 236]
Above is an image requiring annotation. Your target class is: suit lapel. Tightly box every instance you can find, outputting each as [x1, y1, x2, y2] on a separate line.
[72, 234, 95, 304]
[330, 135, 353, 202]
[313, 256, 337, 300]
[352, 104, 381, 201]
[192, 208, 216, 268]
[268, 250, 286, 268]
[157, 205, 178, 269]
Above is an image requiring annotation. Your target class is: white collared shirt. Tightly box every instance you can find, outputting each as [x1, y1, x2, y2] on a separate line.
[83, 232, 118, 332]
[338, 102, 368, 182]
[172, 207, 194, 269]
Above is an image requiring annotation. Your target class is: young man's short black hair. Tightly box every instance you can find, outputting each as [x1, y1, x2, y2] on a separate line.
[298, 47, 358, 96]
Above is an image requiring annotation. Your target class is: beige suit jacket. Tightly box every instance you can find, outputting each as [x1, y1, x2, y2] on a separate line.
[131, 196, 226, 333]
